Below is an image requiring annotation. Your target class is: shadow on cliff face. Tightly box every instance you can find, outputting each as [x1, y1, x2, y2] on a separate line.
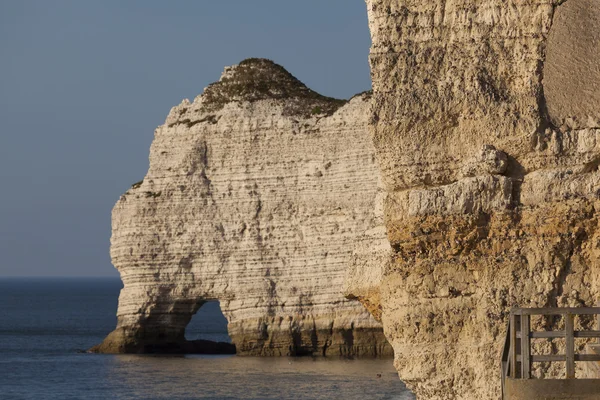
[102, 300, 236, 355]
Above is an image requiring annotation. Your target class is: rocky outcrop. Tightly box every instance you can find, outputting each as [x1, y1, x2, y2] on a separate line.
[347, 0, 600, 399]
[93, 59, 392, 357]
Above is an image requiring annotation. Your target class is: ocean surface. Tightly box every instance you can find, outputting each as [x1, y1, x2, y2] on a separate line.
[0, 278, 414, 400]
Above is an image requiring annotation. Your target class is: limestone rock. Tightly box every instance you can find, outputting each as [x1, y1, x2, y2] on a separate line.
[349, 1, 600, 398]
[459, 145, 508, 179]
[544, 0, 600, 130]
[93, 59, 392, 357]
[343, 176, 391, 322]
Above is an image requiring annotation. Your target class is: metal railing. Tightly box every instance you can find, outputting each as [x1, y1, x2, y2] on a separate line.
[501, 307, 600, 398]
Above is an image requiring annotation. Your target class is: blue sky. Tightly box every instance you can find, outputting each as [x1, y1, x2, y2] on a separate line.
[0, 1, 372, 277]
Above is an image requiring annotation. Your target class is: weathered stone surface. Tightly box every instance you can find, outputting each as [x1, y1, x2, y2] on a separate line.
[544, 0, 600, 130]
[349, 1, 600, 399]
[93, 59, 392, 357]
[343, 177, 391, 322]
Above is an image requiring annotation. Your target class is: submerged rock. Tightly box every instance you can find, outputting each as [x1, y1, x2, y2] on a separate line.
[141, 340, 236, 355]
[92, 59, 392, 357]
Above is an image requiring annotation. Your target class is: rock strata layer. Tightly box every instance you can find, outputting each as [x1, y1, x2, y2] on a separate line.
[349, 0, 600, 399]
[93, 59, 392, 357]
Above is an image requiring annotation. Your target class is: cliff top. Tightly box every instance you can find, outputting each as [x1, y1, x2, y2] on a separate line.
[199, 58, 348, 117]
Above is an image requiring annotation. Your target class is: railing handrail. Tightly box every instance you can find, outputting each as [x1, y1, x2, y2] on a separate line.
[501, 307, 600, 399]
[511, 307, 600, 316]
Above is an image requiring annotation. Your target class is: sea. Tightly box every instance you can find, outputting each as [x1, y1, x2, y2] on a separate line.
[0, 278, 414, 400]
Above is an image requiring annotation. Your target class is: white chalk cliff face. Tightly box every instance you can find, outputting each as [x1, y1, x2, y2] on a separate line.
[93, 59, 392, 357]
[350, 0, 600, 399]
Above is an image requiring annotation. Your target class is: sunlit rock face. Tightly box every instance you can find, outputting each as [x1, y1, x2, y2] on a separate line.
[92, 59, 392, 357]
[544, 0, 600, 130]
[351, 1, 600, 398]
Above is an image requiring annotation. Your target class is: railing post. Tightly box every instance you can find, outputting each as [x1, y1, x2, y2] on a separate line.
[501, 316, 511, 398]
[565, 312, 575, 379]
[597, 304, 600, 344]
[521, 314, 531, 379]
[510, 311, 518, 378]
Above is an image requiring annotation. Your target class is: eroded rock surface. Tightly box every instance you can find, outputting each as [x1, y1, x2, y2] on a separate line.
[545, 0, 600, 130]
[349, 1, 600, 399]
[93, 59, 392, 357]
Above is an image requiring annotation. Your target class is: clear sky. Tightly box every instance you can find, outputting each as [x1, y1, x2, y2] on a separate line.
[0, 1, 372, 277]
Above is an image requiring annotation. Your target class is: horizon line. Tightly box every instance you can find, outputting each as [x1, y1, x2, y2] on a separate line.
[0, 275, 120, 279]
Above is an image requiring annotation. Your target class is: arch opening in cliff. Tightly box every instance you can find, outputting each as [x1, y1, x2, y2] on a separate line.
[183, 300, 236, 354]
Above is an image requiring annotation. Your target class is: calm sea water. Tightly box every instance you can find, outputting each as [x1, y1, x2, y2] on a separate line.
[0, 278, 413, 400]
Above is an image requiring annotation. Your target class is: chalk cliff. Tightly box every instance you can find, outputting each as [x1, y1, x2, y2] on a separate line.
[93, 59, 392, 357]
[346, 0, 600, 398]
